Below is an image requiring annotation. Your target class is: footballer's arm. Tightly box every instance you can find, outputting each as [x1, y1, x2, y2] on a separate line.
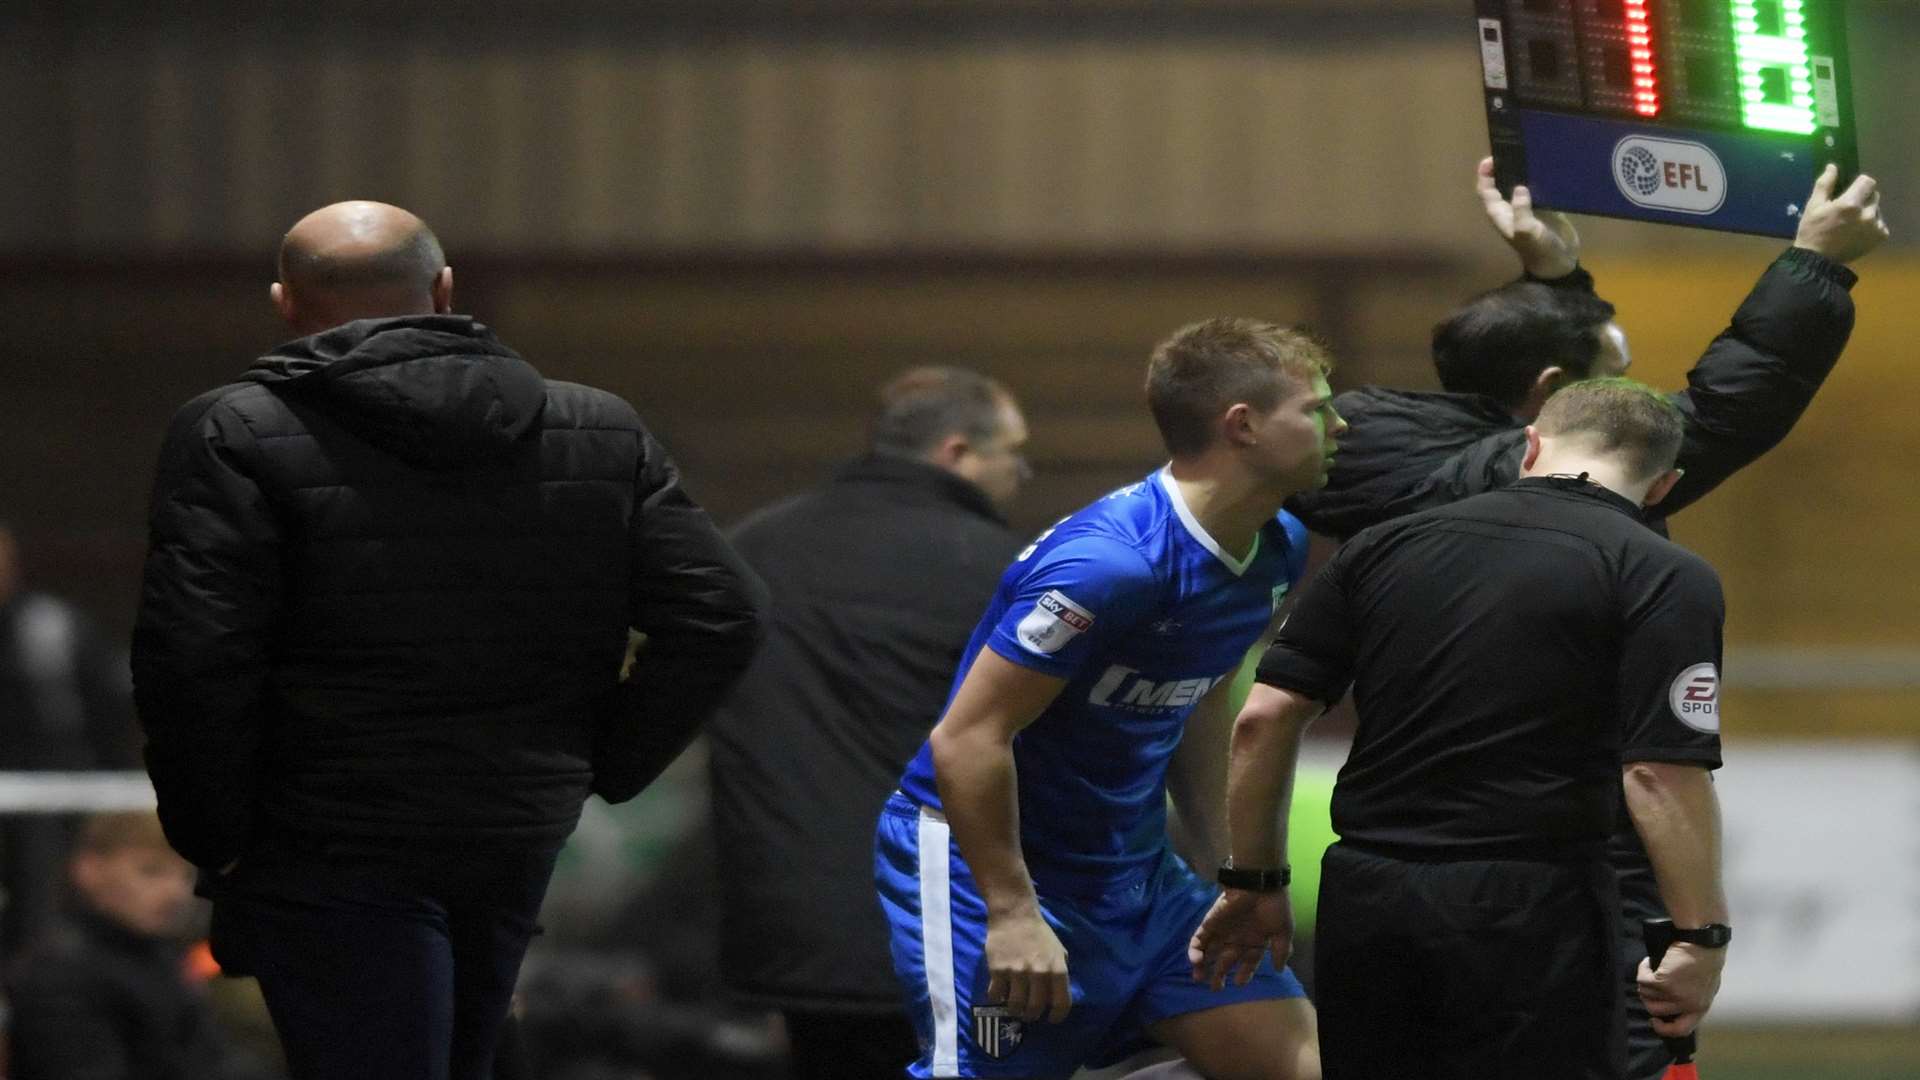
[929, 648, 1074, 1024]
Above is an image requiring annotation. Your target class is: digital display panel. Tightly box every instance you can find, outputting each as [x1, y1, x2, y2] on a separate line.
[1478, 0, 1855, 237]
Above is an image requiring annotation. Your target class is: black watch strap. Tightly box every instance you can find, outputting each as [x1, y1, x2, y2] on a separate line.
[1217, 859, 1290, 893]
[1669, 923, 1732, 948]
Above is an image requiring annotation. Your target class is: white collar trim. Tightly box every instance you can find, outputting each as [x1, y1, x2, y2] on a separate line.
[1157, 467, 1259, 576]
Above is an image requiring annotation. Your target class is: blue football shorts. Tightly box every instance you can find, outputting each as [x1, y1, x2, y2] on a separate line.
[875, 792, 1305, 1078]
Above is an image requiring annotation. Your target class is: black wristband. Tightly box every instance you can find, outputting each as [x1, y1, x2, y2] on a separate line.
[1669, 923, 1732, 948]
[1217, 859, 1290, 893]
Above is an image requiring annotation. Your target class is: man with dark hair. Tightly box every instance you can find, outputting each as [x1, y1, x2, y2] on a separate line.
[1430, 280, 1622, 410]
[875, 319, 1340, 1080]
[1283, 158, 1887, 1080]
[7, 811, 270, 1080]
[131, 200, 765, 1080]
[707, 366, 1029, 1080]
[1196, 377, 1728, 1080]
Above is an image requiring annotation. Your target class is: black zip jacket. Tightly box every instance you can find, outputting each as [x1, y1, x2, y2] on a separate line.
[131, 315, 764, 870]
[1288, 247, 1857, 539]
[707, 455, 1021, 1011]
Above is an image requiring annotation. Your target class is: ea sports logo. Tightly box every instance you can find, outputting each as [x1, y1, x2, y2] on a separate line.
[1668, 662, 1720, 733]
[1611, 136, 1727, 215]
[1619, 146, 1661, 197]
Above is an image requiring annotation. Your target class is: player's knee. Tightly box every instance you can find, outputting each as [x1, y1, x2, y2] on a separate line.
[1279, 1045, 1321, 1080]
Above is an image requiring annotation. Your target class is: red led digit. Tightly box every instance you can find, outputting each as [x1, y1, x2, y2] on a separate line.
[1625, 0, 1660, 116]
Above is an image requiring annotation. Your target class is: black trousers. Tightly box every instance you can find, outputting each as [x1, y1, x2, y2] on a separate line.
[207, 842, 559, 1080]
[1314, 842, 1625, 1080]
[783, 1006, 920, 1080]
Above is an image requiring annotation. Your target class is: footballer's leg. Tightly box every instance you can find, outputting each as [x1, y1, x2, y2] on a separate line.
[1147, 998, 1320, 1080]
[1122, 854, 1318, 1080]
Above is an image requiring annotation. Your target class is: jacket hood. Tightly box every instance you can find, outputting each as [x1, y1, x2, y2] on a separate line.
[243, 315, 546, 469]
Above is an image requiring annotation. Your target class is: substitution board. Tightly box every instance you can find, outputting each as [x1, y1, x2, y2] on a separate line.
[1477, 1, 1856, 237]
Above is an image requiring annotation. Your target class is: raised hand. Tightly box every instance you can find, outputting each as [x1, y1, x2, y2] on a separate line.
[1476, 156, 1582, 280]
[1794, 163, 1890, 265]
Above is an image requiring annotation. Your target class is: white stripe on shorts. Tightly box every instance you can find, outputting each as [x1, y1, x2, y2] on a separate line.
[918, 808, 960, 1076]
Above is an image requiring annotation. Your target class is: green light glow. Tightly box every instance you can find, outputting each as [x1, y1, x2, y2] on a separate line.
[1730, 0, 1815, 134]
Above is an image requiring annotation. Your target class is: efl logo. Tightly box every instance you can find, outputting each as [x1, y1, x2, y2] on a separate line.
[1611, 137, 1727, 216]
[1667, 662, 1720, 734]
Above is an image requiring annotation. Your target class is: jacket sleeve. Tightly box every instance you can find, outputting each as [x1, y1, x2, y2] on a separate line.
[591, 428, 768, 803]
[1655, 247, 1856, 518]
[130, 395, 281, 869]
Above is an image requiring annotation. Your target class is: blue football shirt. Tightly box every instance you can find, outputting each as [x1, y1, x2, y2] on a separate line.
[897, 467, 1310, 885]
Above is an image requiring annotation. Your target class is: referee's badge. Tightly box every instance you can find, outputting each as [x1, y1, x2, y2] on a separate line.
[971, 1004, 1025, 1059]
[1668, 662, 1720, 733]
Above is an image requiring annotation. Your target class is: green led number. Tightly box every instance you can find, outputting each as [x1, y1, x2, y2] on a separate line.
[1730, 0, 1816, 134]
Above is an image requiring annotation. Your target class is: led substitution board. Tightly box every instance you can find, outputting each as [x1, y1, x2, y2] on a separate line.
[1477, 0, 1857, 237]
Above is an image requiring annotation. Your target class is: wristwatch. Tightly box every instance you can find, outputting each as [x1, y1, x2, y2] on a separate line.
[1217, 858, 1290, 893]
[1668, 924, 1733, 948]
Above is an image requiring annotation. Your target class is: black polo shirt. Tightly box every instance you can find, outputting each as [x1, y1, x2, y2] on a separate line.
[1258, 475, 1724, 858]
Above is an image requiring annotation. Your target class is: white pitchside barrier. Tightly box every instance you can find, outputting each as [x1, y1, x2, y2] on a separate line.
[3, 742, 1917, 1021]
[0, 771, 155, 813]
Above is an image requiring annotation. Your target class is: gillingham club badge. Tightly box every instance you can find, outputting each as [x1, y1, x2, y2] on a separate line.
[971, 1004, 1025, 1059]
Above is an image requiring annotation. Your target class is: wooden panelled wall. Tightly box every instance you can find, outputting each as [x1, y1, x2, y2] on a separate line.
[2, 3, 1914, 735]
[3, 252, 1916, 736]
[0, 250, 1462, 619]
[3, 3, 1917, 257]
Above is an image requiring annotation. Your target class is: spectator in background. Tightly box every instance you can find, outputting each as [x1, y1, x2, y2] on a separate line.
[6, 811, 275, 1080]
[0, 520, 138, 960]
[130, 200, 765, 1080]
[707, 367, 1030, 1080]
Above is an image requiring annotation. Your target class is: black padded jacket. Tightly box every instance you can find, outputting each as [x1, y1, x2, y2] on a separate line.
[1287, 247, 1858, 540]
[131, 315, 764, 869]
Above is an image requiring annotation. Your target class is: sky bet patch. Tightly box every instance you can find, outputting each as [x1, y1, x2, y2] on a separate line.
[1015, 589, 1093, 655]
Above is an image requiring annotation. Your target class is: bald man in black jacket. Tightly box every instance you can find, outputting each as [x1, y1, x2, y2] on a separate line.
[131, 201, 764, 1080]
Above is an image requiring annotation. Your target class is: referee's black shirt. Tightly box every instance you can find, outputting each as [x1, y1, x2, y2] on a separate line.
[1258, 475, 1725, 859]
